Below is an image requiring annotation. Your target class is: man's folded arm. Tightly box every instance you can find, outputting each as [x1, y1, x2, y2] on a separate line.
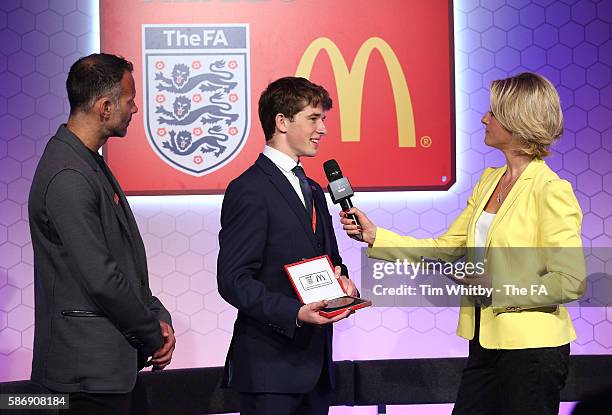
[46, 169, 164, 355]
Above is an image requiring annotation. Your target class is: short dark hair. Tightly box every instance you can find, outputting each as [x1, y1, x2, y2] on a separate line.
[66, 53, 133, 114]
[258, 76, 332, 140]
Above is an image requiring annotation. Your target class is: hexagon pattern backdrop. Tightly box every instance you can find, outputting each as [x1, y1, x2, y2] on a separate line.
[0, 0, 611, 413]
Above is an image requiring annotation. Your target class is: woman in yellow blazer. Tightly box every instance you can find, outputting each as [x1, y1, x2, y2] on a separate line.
[340, 72, 586, 415]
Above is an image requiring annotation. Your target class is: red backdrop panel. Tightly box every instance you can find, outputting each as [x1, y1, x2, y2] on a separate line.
[101, 0, 455, 194]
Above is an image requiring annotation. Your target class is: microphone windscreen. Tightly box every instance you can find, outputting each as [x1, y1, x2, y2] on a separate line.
[323, 159, 343, 181]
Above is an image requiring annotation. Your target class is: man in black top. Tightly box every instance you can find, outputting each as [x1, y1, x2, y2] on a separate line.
[28, 53, 175, 414]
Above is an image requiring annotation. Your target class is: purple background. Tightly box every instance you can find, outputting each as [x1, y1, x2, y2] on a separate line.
[0, 0, 610, 414]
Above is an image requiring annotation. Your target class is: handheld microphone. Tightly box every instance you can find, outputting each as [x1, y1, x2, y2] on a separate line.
[323, 159, 363, 241]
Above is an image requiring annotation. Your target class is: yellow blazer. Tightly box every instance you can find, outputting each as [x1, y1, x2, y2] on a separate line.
[368, 158, 586, 349]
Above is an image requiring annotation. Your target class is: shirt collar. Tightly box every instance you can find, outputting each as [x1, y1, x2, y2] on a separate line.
[263, 145, 301, 173]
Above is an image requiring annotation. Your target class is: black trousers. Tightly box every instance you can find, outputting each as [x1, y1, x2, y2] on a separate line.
[66, 391, 132, 415]
[239, 356, 332, 415]
[452, 308, 570, 415]
[38, 386, 132, 415]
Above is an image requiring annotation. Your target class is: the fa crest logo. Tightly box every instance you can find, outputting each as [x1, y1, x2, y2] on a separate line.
[142, 24, 250, 176]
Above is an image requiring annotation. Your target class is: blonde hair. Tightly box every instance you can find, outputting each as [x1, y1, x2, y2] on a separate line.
[490, 72, 563, 158]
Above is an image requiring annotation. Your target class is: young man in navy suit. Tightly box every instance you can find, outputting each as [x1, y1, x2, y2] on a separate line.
[217, 77, 357, 415]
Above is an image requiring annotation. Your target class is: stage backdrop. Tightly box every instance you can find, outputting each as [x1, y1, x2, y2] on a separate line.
[1, 1, 612, 414]
[100, 0, 455, 194]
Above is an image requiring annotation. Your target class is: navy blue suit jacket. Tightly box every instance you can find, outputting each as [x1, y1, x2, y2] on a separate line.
[217, 154, 347, 393]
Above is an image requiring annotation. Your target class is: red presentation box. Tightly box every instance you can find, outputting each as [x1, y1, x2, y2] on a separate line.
[284, 255, 371, 318]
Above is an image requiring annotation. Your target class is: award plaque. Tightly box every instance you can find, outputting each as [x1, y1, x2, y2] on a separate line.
[284, 255, 372, 318]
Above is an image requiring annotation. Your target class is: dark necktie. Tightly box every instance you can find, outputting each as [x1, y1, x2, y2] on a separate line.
[292, 164, 313, 217]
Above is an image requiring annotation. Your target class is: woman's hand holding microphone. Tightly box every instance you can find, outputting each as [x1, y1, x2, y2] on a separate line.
[339, 207, 377, 246]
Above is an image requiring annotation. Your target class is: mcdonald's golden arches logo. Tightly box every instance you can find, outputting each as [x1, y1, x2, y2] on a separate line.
[296, 37, 415, 148]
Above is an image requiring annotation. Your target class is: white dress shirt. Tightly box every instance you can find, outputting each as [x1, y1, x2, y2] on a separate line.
[474, 210, 495, 264]
[262, 145, 308, 208]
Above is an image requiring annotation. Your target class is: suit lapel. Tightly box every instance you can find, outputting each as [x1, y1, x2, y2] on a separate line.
[102, 164, 148, 269]
[311, 181, 330, 250]
[55, 125, 148, 281]
[485, 159, 542, 247]
[95, 168, 133, 235]
[54, 126, 134, 242]
[467, 167, 505, 247]
[255, 155, 319, 251]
